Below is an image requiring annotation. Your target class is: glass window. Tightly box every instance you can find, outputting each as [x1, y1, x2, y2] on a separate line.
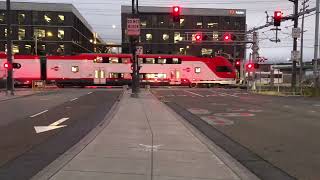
[195, 67, 201, 74]
[25, 44, 32, 54]
[145, 58, 155, 64]
[162, 34, 169, 41]
[138, 58, 143, 64]
[180, 18, 185, 27]
[58, 29, 64, 40]
[157, 58, 166, 64]
[18, 28, 25, 40]
[109, 57, 119, 63]
[57, 44, 64, 54]
[34, 28, 45, 38]
[12, 44, 19, 54]
[44, 14, 52, 23]
[18, 13, 25, 24]
[58, 14, 65, 23]
[179, 48, 186, 55]
[141, 20, 147, 28]
[46, 31, 53, 37]
[109, 73, 124, 78]
[212, 32, 219, 41]
[216, 66, 233, 72]
[122, 58, 131, 63]
[196, 22, 203, 28]
[0, 12, 5, 23]
[71, 66, 79, 73]
[146, 33, 152, 41]
[174, 32, 183, 43]
[207, 22, 218, 29]
[173, 58, 181, 64]
[201, 48, 213, 56]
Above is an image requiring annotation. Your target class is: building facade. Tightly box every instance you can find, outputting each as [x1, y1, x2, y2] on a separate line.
[121, 6, 246, 60]
[0, 2, 99, 55]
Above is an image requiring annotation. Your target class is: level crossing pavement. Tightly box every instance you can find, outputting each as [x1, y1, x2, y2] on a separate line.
[34, 89, 258, 180]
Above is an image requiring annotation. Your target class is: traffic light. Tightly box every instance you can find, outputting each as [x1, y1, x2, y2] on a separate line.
[172, 6, 181, 22]
[246, 63, 259, 71]
[223, 32, 236, 42]
[274, 11, 282, 26]
[4, 62, 10, 69]
[195, 33, 202, 42]
[235, 59, 241, 70]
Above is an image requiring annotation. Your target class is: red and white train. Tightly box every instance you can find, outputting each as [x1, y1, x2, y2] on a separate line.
[0, 52, 236, 87]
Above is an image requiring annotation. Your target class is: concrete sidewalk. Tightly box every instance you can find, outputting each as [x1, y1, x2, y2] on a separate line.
[0, 89, 37, 101]
[45, 90, 257, 180]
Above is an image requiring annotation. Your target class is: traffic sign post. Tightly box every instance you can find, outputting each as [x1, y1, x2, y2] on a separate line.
[292, 28, 301, 38]
[127, 18, 140, 36]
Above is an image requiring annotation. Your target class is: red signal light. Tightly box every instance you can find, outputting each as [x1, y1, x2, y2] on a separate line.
[223, 33, 232, 42]
[274, 11, 282, 26]
[172, 6, 181, 22]
[4, 62, 9, 69]
[236, 60, 240, 66]
[194, 33, 202, 42]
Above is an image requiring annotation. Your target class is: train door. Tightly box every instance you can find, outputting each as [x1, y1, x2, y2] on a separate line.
[170, 69, 181, 85]
[94, 67, 106, 84]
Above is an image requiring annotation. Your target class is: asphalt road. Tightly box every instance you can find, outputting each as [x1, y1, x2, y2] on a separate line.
[153, 88, 320, 180]
[0, 89, 122, 180]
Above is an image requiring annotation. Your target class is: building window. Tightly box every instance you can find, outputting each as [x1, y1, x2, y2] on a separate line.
[146, 33, 152, 41]
[179, 48, 186, 55]
[46, 31, 53, 37]
[44, 14, 52, 23]
[213, 32, 219, 41]
[12, 44, 19, 54]
[157, 58, 166, 64]
[58, 14, 65, 23]
[18, 13, 25, 24]
[34, 28, 45, 38]
[174, 32, 183, 43]
[162, 33, 169, 41]
[25, 44, 32, 54]
[141, 20, 147, 28]
[57, 44, 64, 54]
[207, 22, 218, 29]
[195, 67, 201, 74]
[0, 12, 5, 23]
[196, 22, 203, 28]
[145, 58, 155, 64]
[18, 28, 26, 40]
[180, 18, 185, 27]
[58, 29, 64, 40]
[71, 66, 79, 73]
[201, 48, 213, 56]
[4, 28, 7, 37]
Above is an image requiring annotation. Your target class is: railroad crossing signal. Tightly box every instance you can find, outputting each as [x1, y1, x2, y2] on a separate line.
[223, 32, 236, 42]
[274, 11, 282, 26]
[172, 6, 181, 22]
[3, 62, 21, 69]
[195, 33, 202, 42]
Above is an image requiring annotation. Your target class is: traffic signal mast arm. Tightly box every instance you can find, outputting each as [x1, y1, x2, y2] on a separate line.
[247, 7, 316, 33]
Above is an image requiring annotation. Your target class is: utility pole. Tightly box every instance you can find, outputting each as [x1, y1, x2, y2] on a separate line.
[314, 0, 320, 89]
[290, 0, 299, 92]
[6, 0, 14, 95]
[300, 0, 309, 89]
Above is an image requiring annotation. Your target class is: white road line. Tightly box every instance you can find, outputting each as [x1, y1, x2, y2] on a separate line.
[30, 110, 48, 118]
[88, 92, 93, 95]
[70, 98, 78, 102]
[212, 90, 239, 98]
[184, 90, 204, 97]
[50, 118, 69, 126]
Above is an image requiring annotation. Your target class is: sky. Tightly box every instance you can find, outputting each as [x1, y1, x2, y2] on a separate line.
[3, 0, 320, 62]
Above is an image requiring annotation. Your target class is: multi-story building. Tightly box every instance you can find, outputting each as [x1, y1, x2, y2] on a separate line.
[121, 6, 246, 60]
[0, 2, 100, 55]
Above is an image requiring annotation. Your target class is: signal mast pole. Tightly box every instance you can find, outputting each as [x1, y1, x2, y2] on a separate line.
[6, 0, 14, 95]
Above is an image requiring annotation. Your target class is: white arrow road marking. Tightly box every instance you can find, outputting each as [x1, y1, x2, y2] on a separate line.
[30, 110, 48, 118]
[88, 92, 93, 95]
[34, 117, 69, 133]
[70, 98, 78, 102]
[184, 90, 204, 97]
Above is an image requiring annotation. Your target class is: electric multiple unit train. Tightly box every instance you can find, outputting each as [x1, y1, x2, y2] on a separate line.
[0, 52, 236, 87]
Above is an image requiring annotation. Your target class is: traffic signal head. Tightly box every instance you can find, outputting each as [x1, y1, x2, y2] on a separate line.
[172, 6, 181, 22]
[13, 63, 21, 69]
[274, 11, 282, 26]
[4, 62, 10, 69]
[223, 32, 236, 42]
[235, 60, 240, 66]
[195, 33, 202, 42]
[246, 63, 254, 71]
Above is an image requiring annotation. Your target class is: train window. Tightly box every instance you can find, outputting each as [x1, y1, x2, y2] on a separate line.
[216, 66, 233, 72]
[173, 58, 181, 64]
[157, 58, 166, 64]
[145, 58, 155, 64]
[122, 58, 131, 64]
[102, 57, 109, 63]
[195, 67, 201, 73]
[109, 73, 124, 78]
[109, 57, 119, 63]
[138, 58, 143, 65]
[71, 66, 79, 73]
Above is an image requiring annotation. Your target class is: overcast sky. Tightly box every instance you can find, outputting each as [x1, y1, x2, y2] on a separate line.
[4, 0, 320, 62]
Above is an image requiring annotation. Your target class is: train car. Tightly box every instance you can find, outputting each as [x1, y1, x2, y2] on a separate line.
[0, 52, 236, 87]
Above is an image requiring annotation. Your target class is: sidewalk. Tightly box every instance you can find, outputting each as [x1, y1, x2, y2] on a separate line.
[47, 90, 255, 180]
[0, 89, 38, 101]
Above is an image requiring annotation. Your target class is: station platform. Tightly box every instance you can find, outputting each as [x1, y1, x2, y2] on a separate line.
[34, 89, 258, 180]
